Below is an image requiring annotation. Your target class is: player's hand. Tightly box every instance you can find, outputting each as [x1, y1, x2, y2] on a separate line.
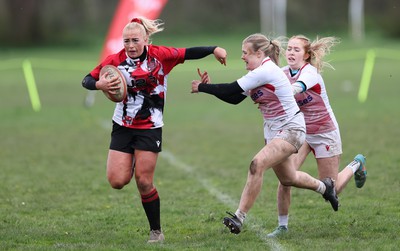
[197, 68, 210, 83]
[191, 80, 201, 93]
[213, 47, 227, 66]
[97, 71, 121, 94]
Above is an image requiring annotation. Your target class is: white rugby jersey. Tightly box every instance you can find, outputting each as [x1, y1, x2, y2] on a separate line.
[282, 63, 338, 134]
[237, 57, 301, 130]
[91, 45, 186, 129]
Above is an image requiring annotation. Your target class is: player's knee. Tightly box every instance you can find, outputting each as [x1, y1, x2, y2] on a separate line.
[279, 177, 295, 186]
[280, 180, 294, 186]
[135, 175, 153, 191]
[278, 182, 292, 192]
[109, 181, 124, 189]
[249, 159, 262, 175]
[108, 176, 130, 189]
[135, 177, 153, 194]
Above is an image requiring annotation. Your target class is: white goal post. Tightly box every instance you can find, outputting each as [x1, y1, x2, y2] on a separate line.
[259, 0, 365, 41]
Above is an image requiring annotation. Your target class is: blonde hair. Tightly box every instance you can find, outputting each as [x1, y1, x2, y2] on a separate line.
[289, 35, 340, 72]
[123, 17, 164, 43]
[242, 33, 284, 65]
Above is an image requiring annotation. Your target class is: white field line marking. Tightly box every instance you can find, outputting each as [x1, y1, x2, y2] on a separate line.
[160, 150, 284, 251]
[98, 121, 284, 250]
[160, 150, 237, 207]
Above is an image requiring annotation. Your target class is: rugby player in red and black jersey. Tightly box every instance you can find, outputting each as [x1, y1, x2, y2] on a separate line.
[82, 17, 227, 243]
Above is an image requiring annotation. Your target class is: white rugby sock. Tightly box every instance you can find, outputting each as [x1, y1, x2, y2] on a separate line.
[235, 209, 246, 224]
[316, 180, 326, 194]
[278, 215, 289, 228]
[347, 160, 361, 173]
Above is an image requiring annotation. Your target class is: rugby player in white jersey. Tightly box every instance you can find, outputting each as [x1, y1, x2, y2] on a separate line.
[266, 35, 367, 238]
[191, 33, 339, 235]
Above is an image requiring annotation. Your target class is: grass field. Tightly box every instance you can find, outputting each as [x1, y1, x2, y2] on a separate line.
[1, 34, 400, 250]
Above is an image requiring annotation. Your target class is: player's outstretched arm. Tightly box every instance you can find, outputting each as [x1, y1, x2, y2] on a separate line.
[185, 46, 227, 66]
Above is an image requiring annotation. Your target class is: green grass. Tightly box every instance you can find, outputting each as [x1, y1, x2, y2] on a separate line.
[1, 36, 400, 250]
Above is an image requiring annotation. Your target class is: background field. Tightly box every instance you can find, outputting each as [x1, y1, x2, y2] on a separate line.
[1, 34, 399, 250]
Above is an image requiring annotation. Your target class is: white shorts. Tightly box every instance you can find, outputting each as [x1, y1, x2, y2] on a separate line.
[264, 112, 306, 151]
[306, 129, 342, 158]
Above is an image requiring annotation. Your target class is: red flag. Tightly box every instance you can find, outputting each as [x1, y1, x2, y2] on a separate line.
[99, 0, 168, 62]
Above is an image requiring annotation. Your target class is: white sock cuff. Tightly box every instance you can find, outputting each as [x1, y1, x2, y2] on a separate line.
[278, 215, 289, 227]
[235, 209, 246, 223]
[347, 160, 361, 173]
[316, 180, 326, 194]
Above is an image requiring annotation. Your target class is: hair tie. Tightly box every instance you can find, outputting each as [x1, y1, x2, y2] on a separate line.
[131, 18, 143, 25]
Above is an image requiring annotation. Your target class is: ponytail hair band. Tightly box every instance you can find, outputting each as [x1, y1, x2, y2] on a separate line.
[131, 18, 143, 25]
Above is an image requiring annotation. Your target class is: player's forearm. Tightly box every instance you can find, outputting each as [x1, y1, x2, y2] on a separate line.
[184, 46, 217, 59]
[198, 81, 246, 104]
[82, 74, 97, 90]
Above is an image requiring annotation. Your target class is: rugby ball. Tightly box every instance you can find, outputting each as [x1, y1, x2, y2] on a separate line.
[100, 65, 127, 102]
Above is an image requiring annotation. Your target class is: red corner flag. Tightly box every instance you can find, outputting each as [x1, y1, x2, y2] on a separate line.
[99, 0, 168, 62]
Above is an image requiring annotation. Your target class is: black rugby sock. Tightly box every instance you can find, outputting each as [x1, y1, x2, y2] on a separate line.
[141, 188, 161, 230]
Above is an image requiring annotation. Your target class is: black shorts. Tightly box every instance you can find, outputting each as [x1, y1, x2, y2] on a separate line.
[109, 121, 162, 153]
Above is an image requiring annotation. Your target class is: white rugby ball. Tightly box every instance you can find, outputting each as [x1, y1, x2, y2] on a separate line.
[100, 65, 127, 102]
